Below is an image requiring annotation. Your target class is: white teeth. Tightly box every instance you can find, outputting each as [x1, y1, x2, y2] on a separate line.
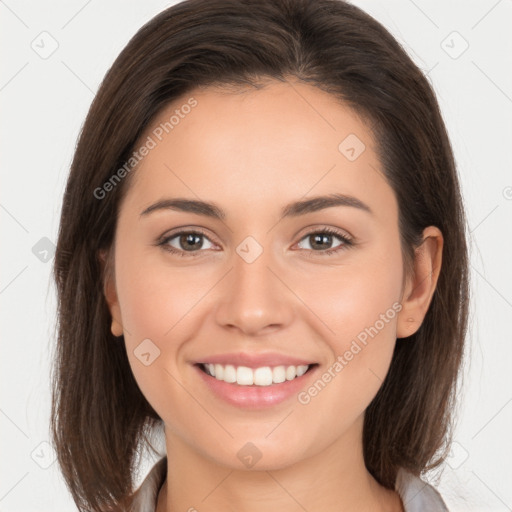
[202, 363, 310, 386]
[236, 366, 254, 385]
[286, 365, 296, 380]
[214, 364, 224, 380]
[254, 367, 273, 386]
[296, 365, 308, 377]
[223, 364, 237, 383]
[272, 366, 286, 383]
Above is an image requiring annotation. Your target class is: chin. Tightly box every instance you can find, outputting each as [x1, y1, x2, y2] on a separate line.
[203, 437, 309, 472]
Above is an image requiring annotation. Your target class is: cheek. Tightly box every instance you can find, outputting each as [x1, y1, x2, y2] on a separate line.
[294, 246, 403, 409]
[114, 259, 204, 434]
[112, 244, 202, 406]
[297, 251, 404, 352]
[114, 241, 213, 344]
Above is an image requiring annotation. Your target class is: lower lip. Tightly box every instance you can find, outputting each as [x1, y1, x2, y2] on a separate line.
[194, 364, 318, 408]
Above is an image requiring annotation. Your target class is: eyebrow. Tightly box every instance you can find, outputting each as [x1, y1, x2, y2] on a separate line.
[139, 193, 373, 220]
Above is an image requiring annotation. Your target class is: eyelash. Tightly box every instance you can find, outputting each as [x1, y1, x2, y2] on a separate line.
[299, 227, 354, 258]
[157, 227, 354, 258]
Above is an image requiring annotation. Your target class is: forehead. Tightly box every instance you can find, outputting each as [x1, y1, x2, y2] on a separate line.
[123, 80, 395, 223]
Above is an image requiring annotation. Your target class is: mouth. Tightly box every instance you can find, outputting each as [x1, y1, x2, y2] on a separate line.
[193, 355, 320, 408]
[197, 362, 317, 386]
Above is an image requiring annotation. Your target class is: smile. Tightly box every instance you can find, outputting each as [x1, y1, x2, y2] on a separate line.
[200, 363, 311, 386]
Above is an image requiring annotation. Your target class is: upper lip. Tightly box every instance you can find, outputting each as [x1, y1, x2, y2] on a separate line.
[194, 352, 315, 369]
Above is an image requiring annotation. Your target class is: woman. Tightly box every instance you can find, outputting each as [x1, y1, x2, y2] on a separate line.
[51, 0, 469, 511]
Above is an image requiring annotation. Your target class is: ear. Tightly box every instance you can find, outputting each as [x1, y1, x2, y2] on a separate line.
[396, 226, 443, 339]
[98, 249, 124, 337]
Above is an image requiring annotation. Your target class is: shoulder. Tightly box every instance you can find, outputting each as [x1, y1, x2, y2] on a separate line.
[395, 467, 449, 512]
[128, 456, 167, 512]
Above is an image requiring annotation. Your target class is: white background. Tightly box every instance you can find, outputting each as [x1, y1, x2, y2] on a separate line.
[1, 0, 511, 510]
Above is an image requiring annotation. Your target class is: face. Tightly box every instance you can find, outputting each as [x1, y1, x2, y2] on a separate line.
[105, 80, 411, 470]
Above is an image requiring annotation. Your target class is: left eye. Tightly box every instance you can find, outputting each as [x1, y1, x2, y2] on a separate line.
[296, 229, 352, 254]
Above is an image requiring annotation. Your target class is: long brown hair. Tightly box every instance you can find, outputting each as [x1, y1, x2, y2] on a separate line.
[51, 0, 470, 510]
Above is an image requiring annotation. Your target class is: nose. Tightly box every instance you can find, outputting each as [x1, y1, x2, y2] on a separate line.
[214, 241, 295, 336]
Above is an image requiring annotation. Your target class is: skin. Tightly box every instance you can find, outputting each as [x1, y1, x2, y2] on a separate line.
[103, 79, 443, 512]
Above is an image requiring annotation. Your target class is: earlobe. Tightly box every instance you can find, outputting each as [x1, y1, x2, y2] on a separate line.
[396, 226, 443, 339]
[98, 249, 124, 338]
[110, 317, 124, 338]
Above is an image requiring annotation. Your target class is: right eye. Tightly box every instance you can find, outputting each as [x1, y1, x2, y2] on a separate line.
[158, 229, 217, 257]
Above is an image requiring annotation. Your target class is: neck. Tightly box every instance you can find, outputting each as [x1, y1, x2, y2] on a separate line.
[156, 416, 404, 512]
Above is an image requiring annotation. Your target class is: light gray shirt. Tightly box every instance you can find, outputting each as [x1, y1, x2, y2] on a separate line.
[129, 456, 449, 511]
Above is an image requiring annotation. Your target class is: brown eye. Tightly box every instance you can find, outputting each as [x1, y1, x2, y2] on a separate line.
[176, 233, 206, 251]
[159, 230, 216, 256]
[296, 228, 353, 256]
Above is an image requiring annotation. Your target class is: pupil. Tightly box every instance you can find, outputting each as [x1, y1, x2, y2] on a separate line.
[311, 234, 331, 250]
[181, 233, 202, 251]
